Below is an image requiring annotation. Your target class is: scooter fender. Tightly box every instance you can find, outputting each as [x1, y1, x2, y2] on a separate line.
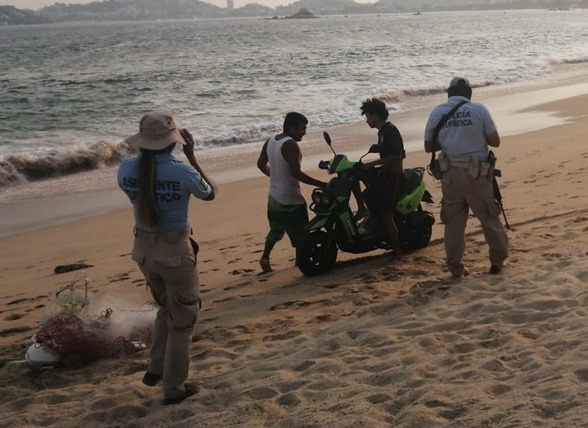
[303, 215, 331, 233]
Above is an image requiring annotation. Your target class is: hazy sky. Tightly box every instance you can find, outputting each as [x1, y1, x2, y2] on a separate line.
[2, 0, 374, 10]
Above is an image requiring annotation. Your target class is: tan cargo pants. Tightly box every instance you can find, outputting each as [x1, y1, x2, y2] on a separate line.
[132, 228, 200, 399]
[440, 167, 508, 276]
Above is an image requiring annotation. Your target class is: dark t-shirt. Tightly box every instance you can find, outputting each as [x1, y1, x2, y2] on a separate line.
[377, 122, 406, 160]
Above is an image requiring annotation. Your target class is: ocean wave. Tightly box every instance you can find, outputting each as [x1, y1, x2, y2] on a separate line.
[2, 59, 585, 189]
[0, 70, 565, 189]
[561, 58, 588, 65]
[0, 141, 135, 187]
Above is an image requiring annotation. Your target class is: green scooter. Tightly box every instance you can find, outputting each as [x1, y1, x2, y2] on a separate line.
[296, 132, 435, 277]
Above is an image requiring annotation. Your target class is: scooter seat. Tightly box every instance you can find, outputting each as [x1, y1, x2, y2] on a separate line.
[400, 168, 423, 196]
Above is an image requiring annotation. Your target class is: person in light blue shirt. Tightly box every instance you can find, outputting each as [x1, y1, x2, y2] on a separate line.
[424, 78, 508, 278]
[118, 148, 212, 232]
[118, 110, 215, 405]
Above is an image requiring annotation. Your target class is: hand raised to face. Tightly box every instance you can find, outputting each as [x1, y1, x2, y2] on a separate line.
[180, 128, 195, 157]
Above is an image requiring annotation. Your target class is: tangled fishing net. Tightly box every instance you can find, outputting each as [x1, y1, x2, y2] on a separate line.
[34, 309, 150, 364]
[28, 272, 152, 366]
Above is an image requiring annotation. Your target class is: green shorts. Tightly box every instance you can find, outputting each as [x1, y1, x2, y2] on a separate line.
[266, 196, 309, 247]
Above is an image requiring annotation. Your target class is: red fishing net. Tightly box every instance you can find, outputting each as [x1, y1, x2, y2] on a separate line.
[34, 308, 150, 364]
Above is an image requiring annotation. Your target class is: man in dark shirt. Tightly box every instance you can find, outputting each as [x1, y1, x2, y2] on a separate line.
[360, 98, 406, 261]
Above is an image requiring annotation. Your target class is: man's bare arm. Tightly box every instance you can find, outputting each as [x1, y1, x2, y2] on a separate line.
[257, 140, 270, 176]
[283, 140, 325, 187]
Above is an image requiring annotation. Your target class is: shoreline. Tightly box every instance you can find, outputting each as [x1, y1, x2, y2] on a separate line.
[1, 64, 588, 238]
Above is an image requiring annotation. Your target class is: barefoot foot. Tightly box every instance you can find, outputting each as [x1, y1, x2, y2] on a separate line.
[389, 251, 402, 262]
[259, 257, 273, 273]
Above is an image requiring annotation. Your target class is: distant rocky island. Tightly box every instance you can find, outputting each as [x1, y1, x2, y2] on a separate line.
[266, 8, 319, 21]
[285, 8, 319, 19]
[1, 0, 586, 26]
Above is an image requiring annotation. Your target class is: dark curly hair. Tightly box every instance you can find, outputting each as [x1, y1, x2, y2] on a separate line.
[360, 98, 389, 121]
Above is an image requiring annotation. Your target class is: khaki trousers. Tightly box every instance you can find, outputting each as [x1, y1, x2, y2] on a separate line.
[440, 168, 508, 275]
[131, 229, 200, 399]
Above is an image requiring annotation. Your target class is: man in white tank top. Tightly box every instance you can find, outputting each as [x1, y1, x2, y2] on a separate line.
[256, 112, 326, 273]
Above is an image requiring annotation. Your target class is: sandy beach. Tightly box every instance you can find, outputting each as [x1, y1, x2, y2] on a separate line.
[1, 73, 588, 427]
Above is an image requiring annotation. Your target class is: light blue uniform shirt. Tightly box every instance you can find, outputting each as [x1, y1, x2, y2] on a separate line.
[118, 153, 212, 232]
[424, 96, 497, 162]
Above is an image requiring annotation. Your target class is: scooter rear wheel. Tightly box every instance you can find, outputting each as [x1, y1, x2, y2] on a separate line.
[296, 231, 338, 277]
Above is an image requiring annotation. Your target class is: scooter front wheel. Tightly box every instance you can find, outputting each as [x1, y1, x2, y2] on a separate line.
[296, 231, 338, 277]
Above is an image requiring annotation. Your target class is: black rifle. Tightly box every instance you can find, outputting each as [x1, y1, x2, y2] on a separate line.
[492, 169, 511, 230]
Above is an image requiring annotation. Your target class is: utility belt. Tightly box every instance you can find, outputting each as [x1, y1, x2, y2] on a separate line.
[438, 152, 497, 179]
[133, 227, 191, 243]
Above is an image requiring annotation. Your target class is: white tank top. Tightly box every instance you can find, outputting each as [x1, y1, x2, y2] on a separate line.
[267, 135, 305, 205]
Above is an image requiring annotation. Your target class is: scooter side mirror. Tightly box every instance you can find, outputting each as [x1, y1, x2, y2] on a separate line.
[323, 131, 336, 155]
[323, 131, 332, 146]
[368, 144, 381, 154]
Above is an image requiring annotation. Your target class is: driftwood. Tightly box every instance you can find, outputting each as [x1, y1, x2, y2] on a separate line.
[54, 263, 93, 274]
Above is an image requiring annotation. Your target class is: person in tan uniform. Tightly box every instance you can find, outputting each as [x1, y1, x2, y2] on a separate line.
[119, 111, 215, 405]
[424, 77, 508, 278]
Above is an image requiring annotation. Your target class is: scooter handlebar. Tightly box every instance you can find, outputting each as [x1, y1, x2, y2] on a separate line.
[318, 160, 331, 170]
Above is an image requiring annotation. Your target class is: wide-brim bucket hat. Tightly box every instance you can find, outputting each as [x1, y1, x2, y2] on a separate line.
[125, 110, 185, 150]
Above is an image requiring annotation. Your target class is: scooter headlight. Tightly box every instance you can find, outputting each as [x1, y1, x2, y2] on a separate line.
[311, 189, 333, 212]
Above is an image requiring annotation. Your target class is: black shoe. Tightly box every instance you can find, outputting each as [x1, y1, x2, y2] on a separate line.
[489, 265, 502, 275]
[142, 371, 162, 387]
[163, 383, 199, 405]
[451, 267, 470, 278]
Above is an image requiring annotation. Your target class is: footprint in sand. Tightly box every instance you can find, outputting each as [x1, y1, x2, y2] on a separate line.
[4, 313, 24, 321]
[276, 380, 309, 395]
[108, 272, 131, 283]
[248, 387, 279, 400]
[212, 297, 235, 304]
[276, 393, 301, 406]
[294, 360, 315, 372]
[574, 368, 588, 382]
[323, 283, 344, 289]
[0, 326, 33, 337]
[269, 301, 297, 311]
[489, 383, 513, 396]
[366, 393, 393, 405]
[219, 245, 239, 251]
[229, 268, 255, 275]
[193, 349, 240, 361]
[223, 280, 251, 291]
[262, 330, 302, 341]
[7, 297, 31, 305]
[424, 400, 468, 420]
